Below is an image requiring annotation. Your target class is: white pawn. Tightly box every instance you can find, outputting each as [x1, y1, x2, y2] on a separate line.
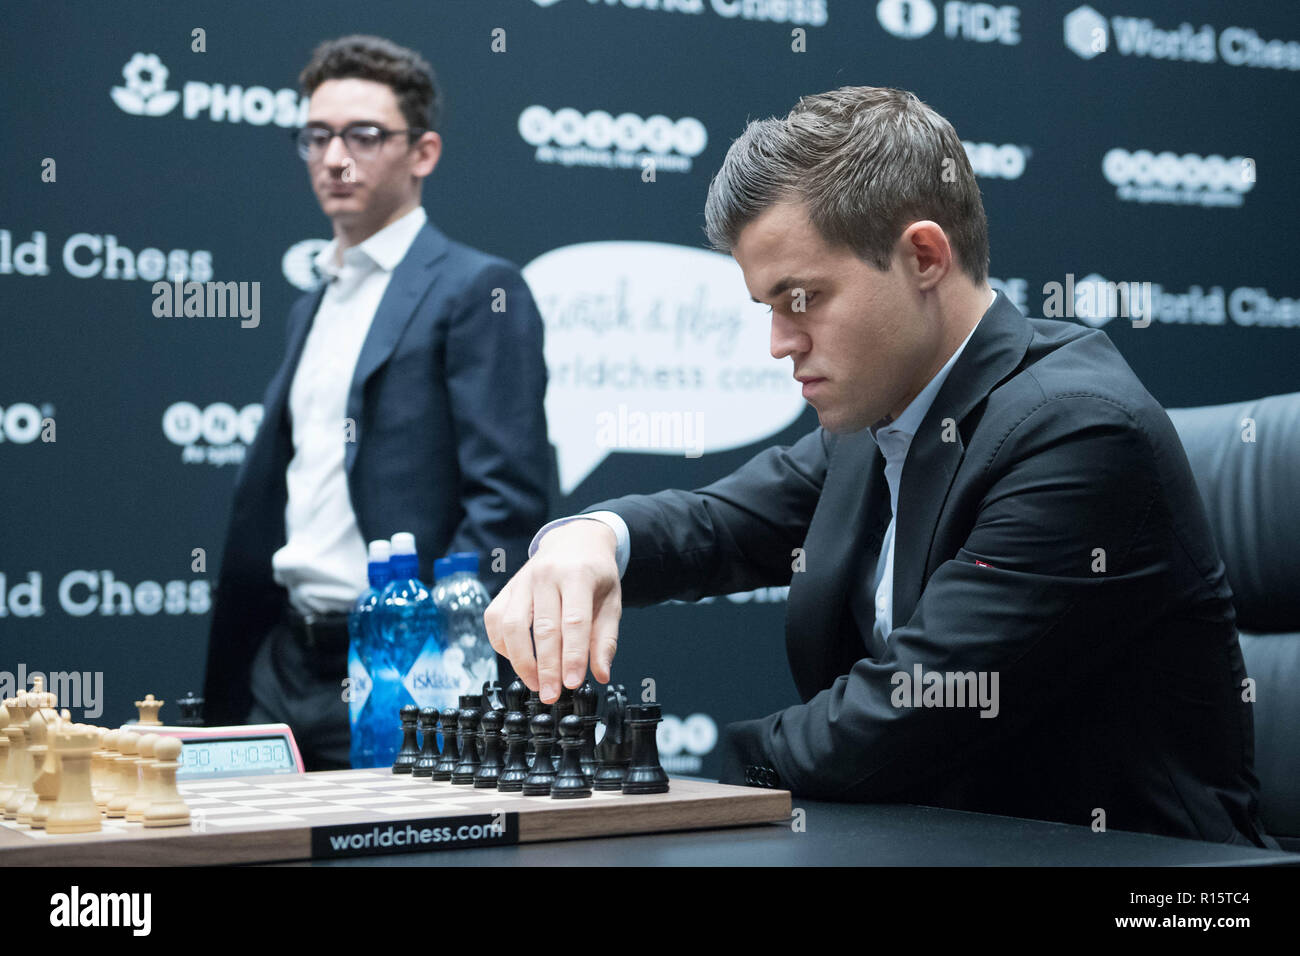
[142, 737, 189, 828]
[107, 731, 140, 819]
[95, 729, 120, 812]
[0, 701, 11, 806]
[126, 735, 160, 822]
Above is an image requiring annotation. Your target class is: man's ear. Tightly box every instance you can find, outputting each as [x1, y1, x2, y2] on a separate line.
[412, 131, 442, 179]
[899, 221, 952, 291]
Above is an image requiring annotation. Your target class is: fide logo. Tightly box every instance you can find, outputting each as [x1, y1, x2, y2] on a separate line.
[162, 401, 262, 467]
[656, 713, 718, 774]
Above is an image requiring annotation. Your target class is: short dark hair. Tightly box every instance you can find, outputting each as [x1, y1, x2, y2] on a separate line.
[299, 35, 440, 133]
[704, 86, 989, 285]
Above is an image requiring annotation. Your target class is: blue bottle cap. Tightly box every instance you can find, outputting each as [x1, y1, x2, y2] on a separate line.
[433, 556, 455, 581]
[451, 552, 479, 576]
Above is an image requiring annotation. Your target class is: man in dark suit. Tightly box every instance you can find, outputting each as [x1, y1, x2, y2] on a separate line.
[204, 36, 549, 769]
[484, 86, 1274, 846]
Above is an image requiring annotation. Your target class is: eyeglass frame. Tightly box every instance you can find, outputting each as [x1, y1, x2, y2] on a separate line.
[292, 122, 429, 162]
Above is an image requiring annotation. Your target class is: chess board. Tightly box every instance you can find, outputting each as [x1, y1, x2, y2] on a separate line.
[0, 768, 791, 865]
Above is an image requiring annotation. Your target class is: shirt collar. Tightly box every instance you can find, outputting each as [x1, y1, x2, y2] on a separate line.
[313, 205, 428, 282]
[871, 288, 996, 445]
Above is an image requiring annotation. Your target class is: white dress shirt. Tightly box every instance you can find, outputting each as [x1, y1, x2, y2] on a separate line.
[530, 290, 996, 642]
[271, 205, 428, 615]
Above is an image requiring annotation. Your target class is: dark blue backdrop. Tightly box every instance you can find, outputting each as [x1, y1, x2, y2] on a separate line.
[2, 0, 1297, 775]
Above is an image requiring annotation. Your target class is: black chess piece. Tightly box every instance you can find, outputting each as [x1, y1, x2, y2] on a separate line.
[413, 707, 440, 777]
[432, 707, 460, 781]
[551, 715, 593, 799]
[175, 691, 204, 727]
[481, 680, 504, 712]
[550, 687, 575, 771]
[525, 690, 541, 768]
[594, 684, 630, 791]
[574, 679, 598, 785]
[451, 695, 482, 784]
[521, 712, 558, 796]
[622, 703, 669, 794]
[474, 709, 505, 788]
[498, 710, 530, 793]
[393, 704, 421, 774]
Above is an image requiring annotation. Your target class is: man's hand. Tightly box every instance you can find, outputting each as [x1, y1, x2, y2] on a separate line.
[484, 519, 622, 704]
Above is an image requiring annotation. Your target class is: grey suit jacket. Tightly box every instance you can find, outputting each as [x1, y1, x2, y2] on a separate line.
[586, 291, 1274, 847]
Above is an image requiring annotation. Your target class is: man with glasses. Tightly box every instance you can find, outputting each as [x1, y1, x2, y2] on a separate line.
[204, 35, 550, 770]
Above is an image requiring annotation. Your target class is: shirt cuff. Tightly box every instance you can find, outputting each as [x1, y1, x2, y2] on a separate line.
[528, 511, 630, 579]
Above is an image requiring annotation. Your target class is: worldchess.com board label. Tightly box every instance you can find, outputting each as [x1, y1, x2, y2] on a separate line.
[311, 813, 519, 859]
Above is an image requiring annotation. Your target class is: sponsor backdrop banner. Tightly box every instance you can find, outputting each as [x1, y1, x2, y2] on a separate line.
[2, 0, 1297, 776]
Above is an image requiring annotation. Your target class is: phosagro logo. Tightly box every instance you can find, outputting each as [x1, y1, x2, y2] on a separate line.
[519, 106, 707, 174]
[110, 52, 310, 126]
[163, 401, 262, 467]
[1102, 148, 1254, 208]
[110, 53, 180, 116]
[656, 713, 718, 774]
[878, 0, 1021, 45]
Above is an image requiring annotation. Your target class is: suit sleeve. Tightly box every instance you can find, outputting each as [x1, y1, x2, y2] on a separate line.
[718, 396, 1173, 798]
[442, 261, 551, 598]
[583, 426, 830, 606]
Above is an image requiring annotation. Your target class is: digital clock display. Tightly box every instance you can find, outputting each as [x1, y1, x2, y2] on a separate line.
[178, 735, 297, 779]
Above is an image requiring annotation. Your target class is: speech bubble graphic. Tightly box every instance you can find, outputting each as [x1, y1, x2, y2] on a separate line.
[522, 241, 806, 495]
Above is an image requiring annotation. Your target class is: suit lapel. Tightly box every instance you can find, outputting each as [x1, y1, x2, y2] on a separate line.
[889, 293, 1034, 629]
[343, 221, 451, 474]
[785, 429, 891, 699]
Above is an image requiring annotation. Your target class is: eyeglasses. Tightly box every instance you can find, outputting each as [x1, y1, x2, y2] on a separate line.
[292, 123, 426, 161]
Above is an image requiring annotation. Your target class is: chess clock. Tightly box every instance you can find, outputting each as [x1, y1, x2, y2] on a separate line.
[119, 724, 307, 780]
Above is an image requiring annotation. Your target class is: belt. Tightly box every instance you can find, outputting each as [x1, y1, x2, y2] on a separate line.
[283, 605, 351, 654]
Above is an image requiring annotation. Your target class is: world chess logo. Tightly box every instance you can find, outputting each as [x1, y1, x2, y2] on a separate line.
[282, 238, 332, 291]
[1064, 5, 1109, 59]
[110, 53, 181, 116]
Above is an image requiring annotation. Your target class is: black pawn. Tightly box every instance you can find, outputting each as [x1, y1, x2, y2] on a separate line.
[474, 709, 505, 788]
[498, 711, 531, 793]
[594, 684, 630, 791]
[393, 704, 420, 773]
[451, 696, 482, 784]
[413, 707, 441, 777]
[432, 707, 459, 781]
[551, 715, 592, 799]
[622, 703, 669, 794]
[574, 679, 599, 784]
[521, 712, 558, 796]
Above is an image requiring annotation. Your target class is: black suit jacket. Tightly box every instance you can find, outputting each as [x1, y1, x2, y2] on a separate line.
[587, 291, 1274, 847]
[204, 218, 550, 725]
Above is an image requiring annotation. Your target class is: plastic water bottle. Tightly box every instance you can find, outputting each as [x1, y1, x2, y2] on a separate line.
[437, 551, 499, 698]
[369, 532, 436, 768]
[347, 539, 391, 769]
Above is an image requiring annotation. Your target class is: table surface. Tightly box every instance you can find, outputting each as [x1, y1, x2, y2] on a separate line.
[278, 788, 1300, 867]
